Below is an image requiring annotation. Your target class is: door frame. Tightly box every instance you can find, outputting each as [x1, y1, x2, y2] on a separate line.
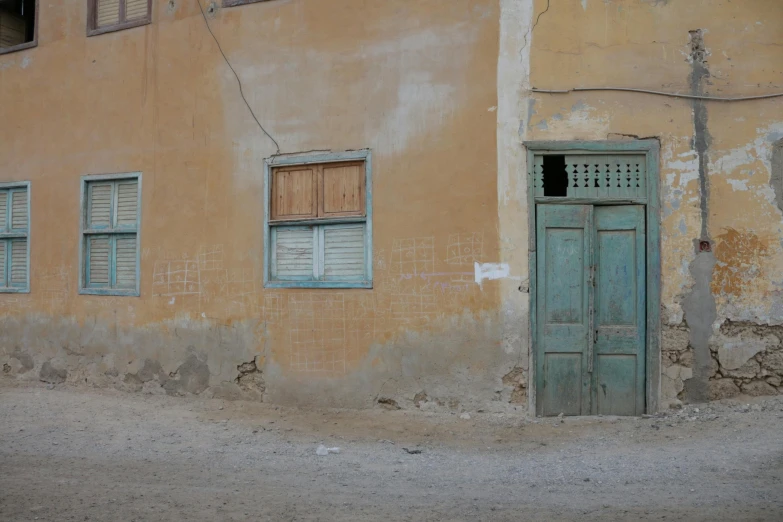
[524, 140, 661, 415]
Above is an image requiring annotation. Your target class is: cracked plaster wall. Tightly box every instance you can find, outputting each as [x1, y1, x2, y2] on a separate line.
[0, 0, 527, 412]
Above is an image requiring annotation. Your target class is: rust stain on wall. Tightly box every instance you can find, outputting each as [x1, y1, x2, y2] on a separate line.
[711, 228, 770, 298]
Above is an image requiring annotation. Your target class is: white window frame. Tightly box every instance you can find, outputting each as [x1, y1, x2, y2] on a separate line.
[263, 150, 372, 289]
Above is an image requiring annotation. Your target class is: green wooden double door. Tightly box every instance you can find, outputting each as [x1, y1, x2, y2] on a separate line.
[536, 204, 646, 416]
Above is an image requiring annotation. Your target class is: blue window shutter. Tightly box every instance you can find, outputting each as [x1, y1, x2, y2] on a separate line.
[0, 241, 6, 286]
[9, 238, 27, 287]
[10, 188, 27, 230]
[0, 191, 7, 231]
[115, 181, 138, 228]
[88, 236, 111, 287]
[114, 235, 137, 288]
[88, 183, 112, 229]
[322, 224, 365, 279]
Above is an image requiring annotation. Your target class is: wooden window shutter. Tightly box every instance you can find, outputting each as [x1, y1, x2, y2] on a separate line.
[96, 0, 121, 28]
[115, 180, 138, 228]
[0, 12, 26, 48]
[125, 0, 150, 21]
[271, 167, 318, 221]
[10, 188, 27, 230]
[322, 225, 365, 278]
[115, 236, 137, 288]
[88, 236, 111, 286]
[274, 228, 314, 278]
[0, 241, 6, 285]
[89, 183, 112, 229]
[0, 191, 7, 231]
[322, 163, 365, 217]
[9, 238, 27, 286]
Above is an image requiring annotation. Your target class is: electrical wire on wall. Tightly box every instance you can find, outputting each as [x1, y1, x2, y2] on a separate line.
[196, 0, 281, 154]
[532, 87, 783, 102]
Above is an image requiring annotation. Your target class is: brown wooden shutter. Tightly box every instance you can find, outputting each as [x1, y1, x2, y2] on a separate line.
[89, 183, 112, 228]
[322, 163, 365, 217]
[11, 189, 27, 230]
[9, 238, 27, 286]
[96, 0, 121, 28]
[89, 236, 111, 286]
[115, 236, 137, 288]
[115, 180, 138, 228]
[271, 167, 318, 221]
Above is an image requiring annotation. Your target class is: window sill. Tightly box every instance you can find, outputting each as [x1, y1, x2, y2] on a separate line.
[79, 288, 140, 297]
[87, 19, 151, 37]
[0, 41, 37, 56]
[265, 281, 372, 289]
[0, 287, 29, 294]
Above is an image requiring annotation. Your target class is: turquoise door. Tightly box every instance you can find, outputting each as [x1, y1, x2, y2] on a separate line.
[536, 205, 646, 416]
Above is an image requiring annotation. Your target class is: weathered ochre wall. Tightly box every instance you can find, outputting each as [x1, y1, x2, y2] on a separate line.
[0, 0, 523, 410]
[517, 0, 783, 405]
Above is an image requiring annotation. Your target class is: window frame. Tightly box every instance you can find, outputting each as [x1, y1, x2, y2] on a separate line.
[86, 0, 152, 37]
[0, 0, 39, 56]
[0, 181, 31, 293]
[263, 150, 372, 289]
[79, 172, 142, 296]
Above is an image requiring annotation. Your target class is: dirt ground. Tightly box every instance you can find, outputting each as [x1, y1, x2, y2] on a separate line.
[1, 381, 782, 521]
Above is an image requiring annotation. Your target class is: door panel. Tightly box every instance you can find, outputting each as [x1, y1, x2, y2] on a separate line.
[536, 204, 646, 417]
[536, 205, 592, 417]
[593, 206, 646, 415]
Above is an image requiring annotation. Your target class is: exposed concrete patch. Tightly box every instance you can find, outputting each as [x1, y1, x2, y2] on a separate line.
[772, 139, 783, 214]
[682, 253, 717, 402]
[39, 361, 67, 384]
[162, 351, 211, 396]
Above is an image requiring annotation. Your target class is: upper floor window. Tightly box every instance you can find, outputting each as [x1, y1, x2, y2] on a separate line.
[0, 182, 30, 293]
[0, 0, 37, 55]
[80, 174, 141, 296]
[264, 151, 372, 289]
[87, 0, 151, 37]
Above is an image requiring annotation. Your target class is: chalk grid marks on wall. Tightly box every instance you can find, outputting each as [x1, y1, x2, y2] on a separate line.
[446, 232, 484, 265]
[391, 237, 435, 276]
[152, 260, 201, 297]
[288, 293, 347, 373]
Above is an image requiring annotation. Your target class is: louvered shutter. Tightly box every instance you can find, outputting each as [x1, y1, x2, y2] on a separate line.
[274, 228, 314, 279]
[116, 180, 138, 228]
[0, 191, 7, 231]
[0, 241, 6, 286]
[0, 12, 26, 48]
[96, 0, 121, 28]
[125, 0, 149, 21]
[89, 183, 113, 229]
[88, 236, 111, 287]
[9, 238, 27, 286]
[323, 225, 365, 279]
[10, 189, 27, 230]
[115, 236, 137, 288]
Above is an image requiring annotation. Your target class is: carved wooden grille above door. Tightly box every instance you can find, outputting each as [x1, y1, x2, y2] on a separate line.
[533, 154, 647, 200]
